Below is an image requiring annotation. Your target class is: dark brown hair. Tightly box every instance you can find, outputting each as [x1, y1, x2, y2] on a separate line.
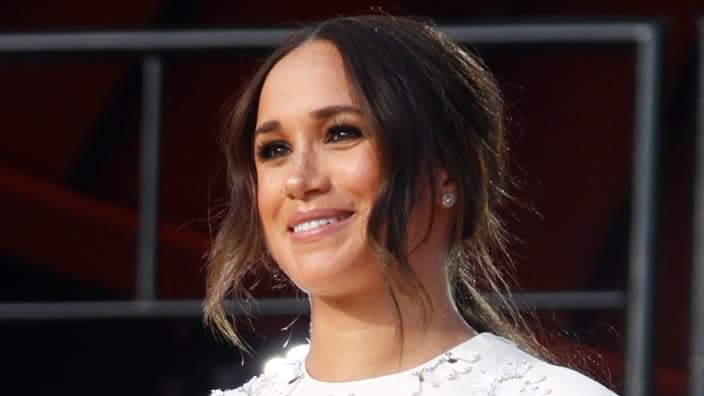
[205, 14, 551, 359]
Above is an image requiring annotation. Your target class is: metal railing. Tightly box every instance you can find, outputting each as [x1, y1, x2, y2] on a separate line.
[0, 23, 662, 396]
[689, 18, 704, 396]
[0, 291, 628, 320]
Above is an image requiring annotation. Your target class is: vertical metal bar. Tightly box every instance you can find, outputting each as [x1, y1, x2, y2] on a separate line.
[623, 25, 661, 396]
[136, 54, 162, 300]
[689, 20, 704, 396]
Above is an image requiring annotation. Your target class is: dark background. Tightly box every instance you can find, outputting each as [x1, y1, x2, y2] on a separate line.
[1, 1, 701, 395]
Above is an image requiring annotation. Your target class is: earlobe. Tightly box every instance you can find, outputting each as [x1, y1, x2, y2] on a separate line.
[435, 167, 457, 208]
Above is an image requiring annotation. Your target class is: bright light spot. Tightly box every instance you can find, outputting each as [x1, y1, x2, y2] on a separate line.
[262, 344, 309, 375]
[286, 344, 309, 360]
[263, 357, 287, 375]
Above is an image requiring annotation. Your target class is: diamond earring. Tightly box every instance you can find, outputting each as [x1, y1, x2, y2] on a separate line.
[441, 192, 455, 208]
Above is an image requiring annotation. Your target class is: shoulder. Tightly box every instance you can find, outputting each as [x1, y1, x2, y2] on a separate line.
[210, 375, 266, 396]
[466, 333, 618, 396]
[534, 363, 617, 395]
[209, 345, 307, 396]
[209, 368, 300, 396]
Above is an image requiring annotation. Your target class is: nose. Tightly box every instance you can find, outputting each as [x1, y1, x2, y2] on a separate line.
[284, 148, 331, 200]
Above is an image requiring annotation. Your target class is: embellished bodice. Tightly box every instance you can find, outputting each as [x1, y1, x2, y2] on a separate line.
[211, 333, 617, 396]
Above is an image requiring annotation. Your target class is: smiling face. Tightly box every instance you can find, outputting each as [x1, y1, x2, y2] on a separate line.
[254, 40, 384, 297]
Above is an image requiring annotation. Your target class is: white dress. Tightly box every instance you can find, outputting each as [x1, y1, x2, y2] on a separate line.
[212, 333, 618, 396]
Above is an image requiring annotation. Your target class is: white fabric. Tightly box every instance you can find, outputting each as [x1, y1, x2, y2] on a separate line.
[212, 332, 618, 396]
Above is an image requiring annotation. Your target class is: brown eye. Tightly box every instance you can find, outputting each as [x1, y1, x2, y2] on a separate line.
[324, 124, 363, 143]
[256, 141, 290, 160]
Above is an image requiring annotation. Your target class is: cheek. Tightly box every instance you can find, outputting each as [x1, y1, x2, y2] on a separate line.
[256, 169, 283, 233]
[336, 147, 381, 199]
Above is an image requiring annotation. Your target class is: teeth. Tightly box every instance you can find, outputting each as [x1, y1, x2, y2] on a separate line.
[293, 215, 348, 233]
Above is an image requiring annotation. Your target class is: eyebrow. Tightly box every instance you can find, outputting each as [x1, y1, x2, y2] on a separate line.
[254, 104, 362, 135]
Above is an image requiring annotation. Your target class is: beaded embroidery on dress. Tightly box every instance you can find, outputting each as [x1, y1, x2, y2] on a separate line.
[211, 333, 617, 396]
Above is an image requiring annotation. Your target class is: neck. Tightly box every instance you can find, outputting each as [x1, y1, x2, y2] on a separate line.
[304, 286, 475, 382]
[303, 203, 472, 381]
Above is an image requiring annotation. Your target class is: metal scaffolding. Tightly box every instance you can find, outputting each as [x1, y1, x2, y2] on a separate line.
[0, 22, 662, 396]
[689, 18, 704, 396]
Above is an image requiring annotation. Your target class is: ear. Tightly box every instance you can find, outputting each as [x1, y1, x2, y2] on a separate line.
[434, 167, 457, 209]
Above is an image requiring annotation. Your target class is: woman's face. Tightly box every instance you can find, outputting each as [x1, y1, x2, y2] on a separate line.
[254, 40, 384, 297]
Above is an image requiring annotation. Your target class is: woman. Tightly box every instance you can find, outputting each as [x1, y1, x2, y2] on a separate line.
[206, 15, 618, 396]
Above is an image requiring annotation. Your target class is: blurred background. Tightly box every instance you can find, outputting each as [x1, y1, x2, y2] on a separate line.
[1, 1, 702, 395]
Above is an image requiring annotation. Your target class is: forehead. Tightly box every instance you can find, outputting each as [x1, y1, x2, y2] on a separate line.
[257, 40, 356, 123]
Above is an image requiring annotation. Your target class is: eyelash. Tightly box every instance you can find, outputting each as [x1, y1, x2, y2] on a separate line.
[255, 123, 363, 161]
[256, 140, 290, 160]
[324, 123, 363, 143]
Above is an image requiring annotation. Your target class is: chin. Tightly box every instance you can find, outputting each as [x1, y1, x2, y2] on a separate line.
[278, 252, 384, 299]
